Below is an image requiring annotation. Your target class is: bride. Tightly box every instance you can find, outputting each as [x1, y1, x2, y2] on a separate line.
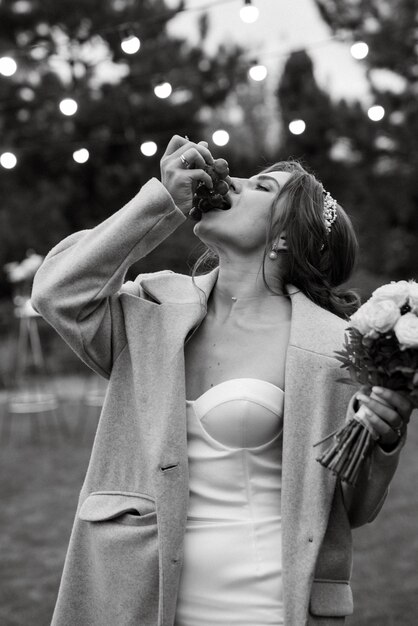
[31, 135, 413, 626]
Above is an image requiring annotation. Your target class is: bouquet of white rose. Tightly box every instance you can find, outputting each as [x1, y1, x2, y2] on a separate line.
[314, 279, 418, 485]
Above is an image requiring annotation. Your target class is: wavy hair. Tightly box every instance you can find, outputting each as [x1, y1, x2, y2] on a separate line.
[190, 160, 361, 320]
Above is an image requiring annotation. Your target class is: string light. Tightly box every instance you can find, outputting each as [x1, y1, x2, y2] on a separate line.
[350, 42, 369, 60]
[368, 105, 385, 121]
[121, 31, 141, 55]
[0, 5, 389, 168]
[248, 62, 267, 81]
[0, 152, 17, 169]
[59, 98, 78, 116]
[240, 0, 259, 24]
[212, 129, 230, 146]
[73, 148, 89, 163]
[289, 119, 306, 135]
[0, 56, 17, 76]
[140, 141, 157, 156]
[154, 81, 172, 99]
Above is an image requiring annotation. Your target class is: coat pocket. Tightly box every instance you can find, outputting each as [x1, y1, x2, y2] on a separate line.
[309, 579, 353, 617]
[79, 490, 157, 526]
[75, 491, 159, 626]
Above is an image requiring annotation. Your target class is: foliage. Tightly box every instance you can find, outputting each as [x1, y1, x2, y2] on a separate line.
[0, 0, 246, 296]
[275, 1, 418, 283]
[310, 0, 418, 279]
[335, 326, 418, 402]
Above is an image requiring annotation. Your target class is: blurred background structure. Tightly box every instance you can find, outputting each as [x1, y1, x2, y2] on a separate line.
[0, 1, 417, 624]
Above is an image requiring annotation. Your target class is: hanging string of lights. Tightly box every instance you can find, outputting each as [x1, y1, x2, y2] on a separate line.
[0, 33, 370, 114]
[0, 0, 386, 170]
[0, 0, 260, 61]
[0, 32, 345, 113]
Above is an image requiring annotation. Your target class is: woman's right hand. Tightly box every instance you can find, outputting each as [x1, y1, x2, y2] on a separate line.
[160, 135, 215, 215]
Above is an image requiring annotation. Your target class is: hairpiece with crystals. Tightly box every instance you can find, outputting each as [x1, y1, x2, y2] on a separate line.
[322, 189, 338, 234]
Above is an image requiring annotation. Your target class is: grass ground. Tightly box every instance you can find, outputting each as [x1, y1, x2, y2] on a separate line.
[0, 374, 417, 626]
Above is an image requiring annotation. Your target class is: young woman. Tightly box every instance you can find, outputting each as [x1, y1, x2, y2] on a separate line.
[32, 135, 413, 626]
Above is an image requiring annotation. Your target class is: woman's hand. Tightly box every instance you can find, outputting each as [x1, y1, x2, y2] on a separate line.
[356, 386, 414, 452]
[160, 135, 215, 215]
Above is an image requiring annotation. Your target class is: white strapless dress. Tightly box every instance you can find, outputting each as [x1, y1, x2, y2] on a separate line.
[174, 378, 284, 626]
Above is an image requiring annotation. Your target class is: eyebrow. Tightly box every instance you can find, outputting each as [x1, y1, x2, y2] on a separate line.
[255, 174, 281, 191]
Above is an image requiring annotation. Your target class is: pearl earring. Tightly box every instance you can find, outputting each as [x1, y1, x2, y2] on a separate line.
[269, 243, 280, 260]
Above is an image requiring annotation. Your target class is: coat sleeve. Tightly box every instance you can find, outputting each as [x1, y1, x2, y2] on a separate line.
[341, 392, 407, 528]
[30, 177, 186, 379]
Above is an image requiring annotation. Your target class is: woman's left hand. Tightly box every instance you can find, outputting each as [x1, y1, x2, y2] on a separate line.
[356, 386, 414, 452]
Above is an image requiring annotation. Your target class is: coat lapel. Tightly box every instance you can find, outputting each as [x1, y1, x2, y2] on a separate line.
[140, 268, 350, 622]
[139, 266, 346, 354]
[140, 267, 220, 306]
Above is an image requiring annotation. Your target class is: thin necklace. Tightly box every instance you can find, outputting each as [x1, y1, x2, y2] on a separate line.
[230, 294, 286, 301]
[185, 291, 294, 346]
[215, 289, 288, 302]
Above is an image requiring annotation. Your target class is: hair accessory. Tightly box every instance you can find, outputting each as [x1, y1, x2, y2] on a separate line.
[322, 190, 338, 234]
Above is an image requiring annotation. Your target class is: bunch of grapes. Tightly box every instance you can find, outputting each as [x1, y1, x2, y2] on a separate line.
[188, 158, 231, 221]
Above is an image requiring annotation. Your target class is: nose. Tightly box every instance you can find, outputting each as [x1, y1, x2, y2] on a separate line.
[229, 177, 243, 194]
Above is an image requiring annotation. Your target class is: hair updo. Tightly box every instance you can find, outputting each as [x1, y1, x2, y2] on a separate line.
[191, 160, 361, 320]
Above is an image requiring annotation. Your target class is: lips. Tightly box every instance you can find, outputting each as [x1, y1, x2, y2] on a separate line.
[214, 193, 232, 210]
[189, 188, 233, 222]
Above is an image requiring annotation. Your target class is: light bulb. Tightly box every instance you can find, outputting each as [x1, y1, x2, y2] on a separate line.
[59, 98, 78, 116]
[368, 105, 385, 121]
[0, 56, 17, 76]
[240, 1, 259, 24]
[140, 141, 157, 156]
[73, 148, 89, 163]
[350, 42, 369, 60]
[0, 152, 17, 169]
[249, 63, 267, 81]
[154, 82, 172, 99]
[212, 130, 230, 146]
[121, 35, 141, 54]
[289, 119, 306, 135]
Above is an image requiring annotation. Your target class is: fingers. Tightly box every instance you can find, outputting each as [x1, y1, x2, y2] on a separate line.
[186, 169, 214, 190]
[361, 408, 402, 446]
[353, 386, 414, 449]
[370, 387, 413, 423]
[355, 387, 410, 448]
[161, 135, 188, 159]
[161, 136, 214, 169]
[356, 392, 404, 429]
[180, 147, 208, 171]
[175, 142, 214, 168]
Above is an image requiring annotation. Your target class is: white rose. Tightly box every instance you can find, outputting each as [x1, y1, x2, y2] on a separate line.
[394, 312, 418, 349]
[371, 280, 410, 308]
[349, 301, 374, 335]
[408, 280, 418, 314]
[352, 298, 401, 335]
[365, 299, 401, 333]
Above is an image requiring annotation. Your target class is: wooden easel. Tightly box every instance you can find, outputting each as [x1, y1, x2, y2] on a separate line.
[1, 298, 63, 443]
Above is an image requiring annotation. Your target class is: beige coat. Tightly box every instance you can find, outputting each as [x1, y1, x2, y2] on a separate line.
[31, 178, 405, 626]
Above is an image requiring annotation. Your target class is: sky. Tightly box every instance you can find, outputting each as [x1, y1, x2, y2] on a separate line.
[166, 0, 372, 104]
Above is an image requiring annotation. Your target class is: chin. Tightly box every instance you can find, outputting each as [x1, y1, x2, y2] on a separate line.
[192, 220, 221, 246]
